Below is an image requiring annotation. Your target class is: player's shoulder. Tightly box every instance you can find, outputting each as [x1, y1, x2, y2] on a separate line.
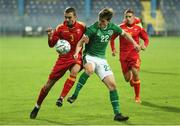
[87, 22, 98, 30]
[134, 17, 143, 28]
[120, 22, 126, 27]
[109, 22, 119, 29]
[135, 22, 143, 29]
[134, 17, 141, 24]
[135, 23, 143, 29]
[85, 22, 98, 34]
[77, 21, 86, 28]
[55, 23, 64, 30]
[89, 22, 98, 27]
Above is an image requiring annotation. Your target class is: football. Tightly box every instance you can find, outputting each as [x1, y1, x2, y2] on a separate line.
[55, 39, 71, 54]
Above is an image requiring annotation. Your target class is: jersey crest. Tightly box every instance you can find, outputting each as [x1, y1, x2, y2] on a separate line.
[108, 30, 113, 36]
[97, 30, 102, 37]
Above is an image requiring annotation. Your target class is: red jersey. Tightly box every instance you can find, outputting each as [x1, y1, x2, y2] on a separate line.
[48, 21, 85, 80]
[110, 17, 149, 59]
[48, 21, 85, 59]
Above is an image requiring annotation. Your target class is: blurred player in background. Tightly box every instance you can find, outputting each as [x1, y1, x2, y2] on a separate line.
[30, 7, 85, 119]
[110, 9, 149, 103]
[67, 8, 141, 121]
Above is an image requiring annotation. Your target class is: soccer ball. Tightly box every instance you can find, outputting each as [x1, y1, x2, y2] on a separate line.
[55, 39, 71, 54]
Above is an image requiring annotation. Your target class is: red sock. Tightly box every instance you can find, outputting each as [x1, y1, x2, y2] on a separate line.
[60, 75, 76, 98]
[130, 79, 140, 98]
[132, 80, 140, 98]
[37, 86, 48, 106]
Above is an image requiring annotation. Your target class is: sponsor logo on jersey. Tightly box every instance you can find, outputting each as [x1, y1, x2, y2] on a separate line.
[76, 29, 81, 34]
[63, 30, 69, 33]
[97, 30, 102, 37]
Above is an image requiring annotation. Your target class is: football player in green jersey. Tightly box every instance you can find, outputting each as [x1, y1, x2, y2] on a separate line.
[68, 8, 141, 122]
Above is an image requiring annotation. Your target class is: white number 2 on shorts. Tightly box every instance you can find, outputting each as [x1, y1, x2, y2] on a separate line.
[104, 65, 110, 71]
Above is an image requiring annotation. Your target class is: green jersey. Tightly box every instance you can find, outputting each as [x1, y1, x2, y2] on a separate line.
[84, 22, 123, 59]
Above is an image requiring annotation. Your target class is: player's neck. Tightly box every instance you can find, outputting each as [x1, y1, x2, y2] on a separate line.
[64, 21, 76, 29]
[126, 22, 135, 27]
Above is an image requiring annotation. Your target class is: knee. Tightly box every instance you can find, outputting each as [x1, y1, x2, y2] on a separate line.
[124, 76, 131, 82]
[70, 64, 81, 77]
[132, 67, 139, 78]
[70, 69, 79, 77]
[44, 79, 57, 92]
[132, 71, 139, 81]
[43, 85, 49, 92]
[108, 82, 117, 91]
[133, 71, 138, 76]
[124, 71, 133, 82]
[124, 74, 131, 82]
[84, 63, 94, 76]
[85, 67, 94, 76]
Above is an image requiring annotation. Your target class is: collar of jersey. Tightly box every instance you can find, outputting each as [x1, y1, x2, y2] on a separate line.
[97, 22, 109, 30]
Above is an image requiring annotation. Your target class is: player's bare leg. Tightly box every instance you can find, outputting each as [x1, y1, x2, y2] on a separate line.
[124, 70, 136, 87]
[56, 64, 81, 107]
[30, 79, 58, 119]
[131, 67, 141, 103]
[124, 70, 132, 82]
[103, 75, 129, 122]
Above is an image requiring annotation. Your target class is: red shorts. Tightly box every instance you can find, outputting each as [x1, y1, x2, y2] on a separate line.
[120, 56, 141, 75]
[49, 55, 82, 80]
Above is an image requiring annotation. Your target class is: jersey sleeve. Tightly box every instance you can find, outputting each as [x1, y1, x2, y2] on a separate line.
[110, 33, 118, 51]
[139, 28, 149, 47]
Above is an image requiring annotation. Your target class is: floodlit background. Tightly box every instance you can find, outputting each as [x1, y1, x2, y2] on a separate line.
[0, 0, 180, 36]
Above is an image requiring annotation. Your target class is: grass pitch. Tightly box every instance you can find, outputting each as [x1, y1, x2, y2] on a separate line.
[0, 36, 180, 125]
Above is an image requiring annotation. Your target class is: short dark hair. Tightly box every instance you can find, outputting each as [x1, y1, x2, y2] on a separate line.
[99, 8, 113, 21]
[124, 9, 134, 15]
[65, 7, 76, 16]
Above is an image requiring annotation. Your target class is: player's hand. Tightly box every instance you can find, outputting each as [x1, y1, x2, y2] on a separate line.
[46, 27, 53, 37]
[73, 53, 78, 60]
[134, 44, 141, 52]
[141, 45, 146, 51]
[112, 49, 117, 56]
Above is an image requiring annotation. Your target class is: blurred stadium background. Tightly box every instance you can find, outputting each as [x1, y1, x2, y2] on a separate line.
[0, 0, 180, 36]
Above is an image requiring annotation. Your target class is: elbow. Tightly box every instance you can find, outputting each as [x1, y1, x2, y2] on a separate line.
[145, 41, 149, 47]
[48, 44, 54, 48]
[48, 40, 55, 48]
[145, 38, 149, 46]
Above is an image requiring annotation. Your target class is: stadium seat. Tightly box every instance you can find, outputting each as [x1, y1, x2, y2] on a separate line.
[0, 0, 143, 35]
[160, 0, 180, 34]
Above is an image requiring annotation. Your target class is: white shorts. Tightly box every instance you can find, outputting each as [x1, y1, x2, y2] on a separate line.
[84, 54, 113, 80]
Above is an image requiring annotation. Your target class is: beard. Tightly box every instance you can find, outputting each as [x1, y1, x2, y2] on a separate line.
[67, 21, 73, 28]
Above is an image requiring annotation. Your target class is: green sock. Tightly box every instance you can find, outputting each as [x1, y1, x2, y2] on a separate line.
[110, 90, 120, 115]
[72, 72, 89, 98]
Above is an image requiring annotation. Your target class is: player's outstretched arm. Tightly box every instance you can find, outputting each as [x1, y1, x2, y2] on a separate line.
[46, 27, 54, 47]
[74, 35, 89, 59]
[46, 27, 60, 48]
[140, 29, 149, 51]
[110, 33, 118, 56]
[122, 31, 141, 52]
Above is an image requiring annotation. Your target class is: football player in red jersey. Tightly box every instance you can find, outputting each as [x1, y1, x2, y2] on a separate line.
[30, 7, 85, 119]
[110, 9, 149, 103]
